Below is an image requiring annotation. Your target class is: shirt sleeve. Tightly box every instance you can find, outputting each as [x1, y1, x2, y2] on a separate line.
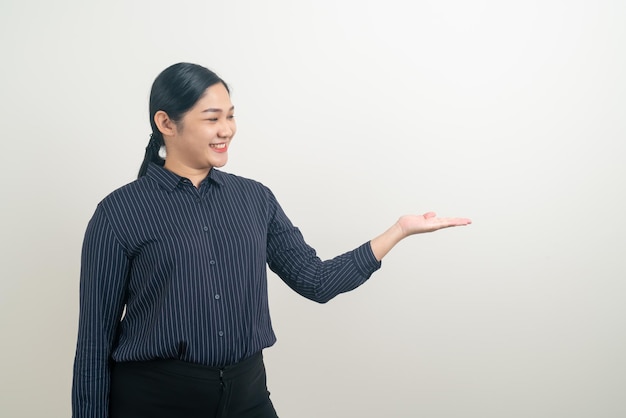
[265, 189, 381, 303]
[72, 205, 130, 418]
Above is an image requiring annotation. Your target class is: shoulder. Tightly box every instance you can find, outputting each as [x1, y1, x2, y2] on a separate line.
[213, 170, 282, 216]
[97, 176, 156, 213]
[213, 170, 273, 196]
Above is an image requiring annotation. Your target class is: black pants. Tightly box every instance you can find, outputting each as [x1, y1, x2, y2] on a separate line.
[109, 352, 279, 418]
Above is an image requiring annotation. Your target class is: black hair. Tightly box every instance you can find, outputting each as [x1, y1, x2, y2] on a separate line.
[138, 62, 229, 177]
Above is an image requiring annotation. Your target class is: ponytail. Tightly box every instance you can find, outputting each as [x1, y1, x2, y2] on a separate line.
[138, 132, 165, 178]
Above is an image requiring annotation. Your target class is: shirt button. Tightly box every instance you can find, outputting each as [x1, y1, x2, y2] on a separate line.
[209, 260, 216, 265]
[218, 331, 224, 337]
[214, 294, 220, 300]
[196, 198, 201, 203]
[203, 226, 209, 232]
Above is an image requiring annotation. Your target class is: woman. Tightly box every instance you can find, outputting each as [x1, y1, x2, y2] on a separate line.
[72, 62, 471, 418]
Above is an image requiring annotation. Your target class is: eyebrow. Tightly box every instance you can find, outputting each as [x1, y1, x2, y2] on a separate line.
[202, 106, 235, 113]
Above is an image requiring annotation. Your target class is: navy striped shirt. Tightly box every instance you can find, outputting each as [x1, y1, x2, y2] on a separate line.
[72, 163, 381, 417]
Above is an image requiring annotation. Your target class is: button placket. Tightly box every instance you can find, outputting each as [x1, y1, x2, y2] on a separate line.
[197, 187, 225, 340]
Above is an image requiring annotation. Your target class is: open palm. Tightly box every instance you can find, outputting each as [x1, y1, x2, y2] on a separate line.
[397, 212, 472, 236]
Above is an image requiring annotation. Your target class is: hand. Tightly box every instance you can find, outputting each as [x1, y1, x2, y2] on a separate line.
[370, 211, 472, 261]
[397, 212, 472, 237]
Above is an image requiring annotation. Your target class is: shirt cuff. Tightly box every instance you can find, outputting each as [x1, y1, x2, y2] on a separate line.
[353, 242, 382, 277]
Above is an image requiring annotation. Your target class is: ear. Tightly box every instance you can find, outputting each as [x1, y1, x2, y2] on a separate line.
[154, 110, 178, 137]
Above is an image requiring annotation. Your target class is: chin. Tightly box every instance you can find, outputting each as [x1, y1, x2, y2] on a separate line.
[211, 158, 228, 168]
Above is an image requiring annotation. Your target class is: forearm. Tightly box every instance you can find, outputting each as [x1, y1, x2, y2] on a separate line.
[369, 221, 406, 261]
[269, 238, 381, 303]
[72, 354, 111, 418]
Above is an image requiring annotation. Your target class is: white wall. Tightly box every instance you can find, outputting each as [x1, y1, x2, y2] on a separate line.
[1, 1, 625, 417]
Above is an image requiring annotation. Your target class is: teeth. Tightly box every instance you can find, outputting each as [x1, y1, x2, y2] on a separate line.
[211, 143, 226, 149]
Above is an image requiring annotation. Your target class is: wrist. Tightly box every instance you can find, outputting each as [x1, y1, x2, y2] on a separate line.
[393, 219, 408, 240]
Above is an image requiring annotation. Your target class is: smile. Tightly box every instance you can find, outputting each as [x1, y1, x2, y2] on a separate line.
[210, 143, 227, 149]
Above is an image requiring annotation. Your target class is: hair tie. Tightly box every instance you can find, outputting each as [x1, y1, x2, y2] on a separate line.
[146, 133, 160, 151]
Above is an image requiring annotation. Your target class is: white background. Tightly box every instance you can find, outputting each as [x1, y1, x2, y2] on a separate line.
[1, 1, 625, 417]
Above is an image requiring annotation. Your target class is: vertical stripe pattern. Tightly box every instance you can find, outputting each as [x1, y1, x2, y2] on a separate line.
[72, 163, 381, 418]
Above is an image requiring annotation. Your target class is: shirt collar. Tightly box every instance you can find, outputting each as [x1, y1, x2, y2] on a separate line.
[146, 163, 225, 192]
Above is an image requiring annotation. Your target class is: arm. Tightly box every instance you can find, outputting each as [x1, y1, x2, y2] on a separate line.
[72, 206, 130, 418]
[267, 196, 471, 302]
[370, 212, 472, 261]
[265, 190, 381, 303]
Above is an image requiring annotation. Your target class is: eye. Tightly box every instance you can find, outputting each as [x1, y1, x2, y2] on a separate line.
[227, 115, 236, 120]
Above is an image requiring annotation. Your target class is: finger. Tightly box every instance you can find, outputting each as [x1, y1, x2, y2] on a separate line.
[439, 217, 472, 226]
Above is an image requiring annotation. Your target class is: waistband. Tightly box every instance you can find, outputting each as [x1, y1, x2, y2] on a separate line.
[113, 351, 264, 381]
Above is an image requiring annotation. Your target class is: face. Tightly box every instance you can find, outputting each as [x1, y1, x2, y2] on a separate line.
[164, 83, 236, 173]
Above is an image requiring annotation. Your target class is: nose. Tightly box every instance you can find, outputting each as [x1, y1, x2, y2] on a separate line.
[218, 120, 234, 138]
